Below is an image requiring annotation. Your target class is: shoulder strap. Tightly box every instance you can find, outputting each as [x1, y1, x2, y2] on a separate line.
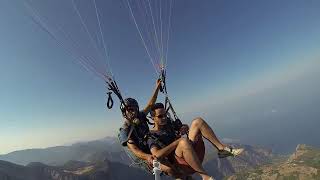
[148, 133, 166, 149]
[126, 125, 135, 142]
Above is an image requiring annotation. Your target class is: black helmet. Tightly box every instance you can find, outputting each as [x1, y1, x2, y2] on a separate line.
[121, 98, 139, 120]
[124, 98, 139, 108]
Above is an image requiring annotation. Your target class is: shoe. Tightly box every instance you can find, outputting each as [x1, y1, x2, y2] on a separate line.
[218, 146, 244, 158]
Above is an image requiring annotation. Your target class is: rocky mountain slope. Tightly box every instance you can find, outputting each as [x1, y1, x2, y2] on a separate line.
[202, 144, 274, 180]
[226, 144, 320, 180]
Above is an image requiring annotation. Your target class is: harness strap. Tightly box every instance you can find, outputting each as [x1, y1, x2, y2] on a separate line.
[126, 120, 150, 148]
[126, 125, 135, 143]
[159, 69, 179, 121]
[148, 133, 166, 149]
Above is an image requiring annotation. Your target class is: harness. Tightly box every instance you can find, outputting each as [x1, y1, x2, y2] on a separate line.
[148, 124, 177, 148]
[125, 115, 150, 148]
[127, 125, 149, 152]
[118, 119, 153, 173]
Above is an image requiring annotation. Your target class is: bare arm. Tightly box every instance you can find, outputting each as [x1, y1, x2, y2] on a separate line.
[150, 138, 181, 159]
[127, 140, 151, 160]
[143, 80, 162, 114]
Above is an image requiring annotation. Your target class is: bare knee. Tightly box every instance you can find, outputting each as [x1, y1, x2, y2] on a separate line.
[191, 117, 205, 128]
[178, 137, 191, 147]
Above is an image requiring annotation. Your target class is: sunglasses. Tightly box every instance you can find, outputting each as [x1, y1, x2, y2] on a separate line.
[154, 114, 166, 118]
[127, 107, 138, 112]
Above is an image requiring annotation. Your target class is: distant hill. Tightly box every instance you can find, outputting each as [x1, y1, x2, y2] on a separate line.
[0, 158, 152, 180]
[0, 137, 130, 166]
[226, 144, 320, 180]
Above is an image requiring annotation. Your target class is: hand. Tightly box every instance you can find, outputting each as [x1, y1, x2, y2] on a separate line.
[156, 79, 163, 92]
[179, 124, 189, 135]
[156, 79, 162, 87]
[146, 154, 157, 166]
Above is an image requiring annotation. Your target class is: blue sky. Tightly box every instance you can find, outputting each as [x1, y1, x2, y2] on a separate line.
[0, 0, 320, 154]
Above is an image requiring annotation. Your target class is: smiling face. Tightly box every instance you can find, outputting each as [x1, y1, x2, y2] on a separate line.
[153, 108, 167, 126]
[123, 98, 139, 121]
[125, 106, 139, 121]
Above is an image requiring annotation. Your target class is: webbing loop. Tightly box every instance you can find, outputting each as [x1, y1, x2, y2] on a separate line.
[107, 92, 114, 109]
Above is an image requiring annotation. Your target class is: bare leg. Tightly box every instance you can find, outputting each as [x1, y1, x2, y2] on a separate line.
[175, 138, 211, 180]
[188, 117, 225, 151]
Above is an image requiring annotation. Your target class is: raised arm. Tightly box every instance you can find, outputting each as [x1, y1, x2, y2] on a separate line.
[143, 80, 162, 114]
[150, 138, 181, 159]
